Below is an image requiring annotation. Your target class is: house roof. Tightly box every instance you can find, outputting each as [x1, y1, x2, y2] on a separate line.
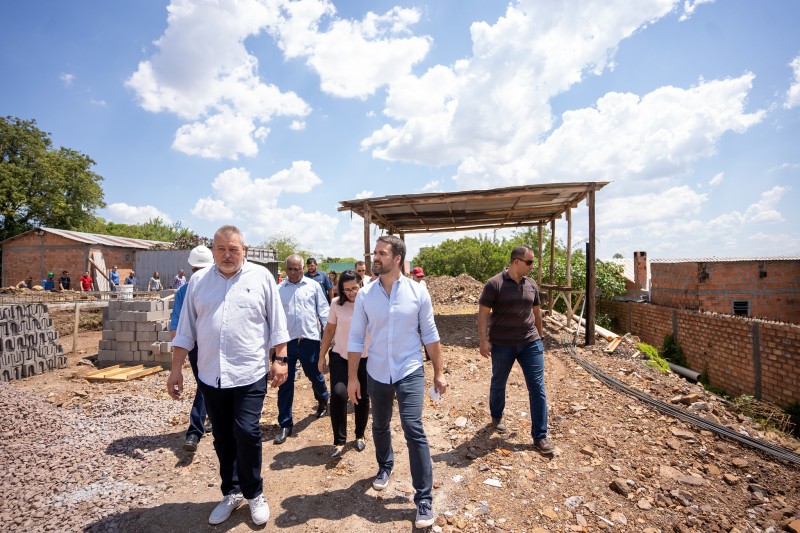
[606, 258, 651, 284]
[0, 227, 171, 249]
[650, 256, 800, 264]
[338, 181, 609, 234]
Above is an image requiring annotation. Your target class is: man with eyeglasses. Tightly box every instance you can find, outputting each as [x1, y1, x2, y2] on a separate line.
[477, 245, 553, 455]
[274, 255, 331, 445]
[354, 261, 367, 282]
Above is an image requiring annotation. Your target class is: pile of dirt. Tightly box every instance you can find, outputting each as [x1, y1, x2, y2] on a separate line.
[426, 273, 485, 306]
[50, 309, 104, 337]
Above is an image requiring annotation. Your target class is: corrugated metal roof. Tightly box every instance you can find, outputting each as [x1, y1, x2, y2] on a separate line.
[0, 227, 171, 249]
[650, 256, 800, 264]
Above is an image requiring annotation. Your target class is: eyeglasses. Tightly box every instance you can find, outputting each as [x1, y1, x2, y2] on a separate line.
[517, 259, 535, 266]
[343, 287, 360, 293]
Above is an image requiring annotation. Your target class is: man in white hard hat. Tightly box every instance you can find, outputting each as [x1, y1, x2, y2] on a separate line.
[168, 226, 289, 527]
[169, 245, 215, 452]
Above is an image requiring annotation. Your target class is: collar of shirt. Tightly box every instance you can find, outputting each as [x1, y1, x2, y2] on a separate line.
[172, 261, 290, 388]
[348, 275, 439, 384]
[278, 276, 329, 340]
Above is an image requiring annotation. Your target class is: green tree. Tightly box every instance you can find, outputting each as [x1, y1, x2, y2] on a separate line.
[0, 116, 105, 241]
[258, 233, 317, 262]
[83, 217, 208, 248]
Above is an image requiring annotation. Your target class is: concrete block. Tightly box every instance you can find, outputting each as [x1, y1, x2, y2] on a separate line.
[136, 331, 157, 342]
[157, 331, 172, 342]
[123, 321, 137, 332]
[144, 310, 170, 321]
[116, 341, 132, 352]
[154, 353, 173, 364]
[136, 321, 156, 332]
[101, 330, 115, 340]
[98, 350, 116, 362]
[116, 331, 135, 342]
[115, 350, 135, 361]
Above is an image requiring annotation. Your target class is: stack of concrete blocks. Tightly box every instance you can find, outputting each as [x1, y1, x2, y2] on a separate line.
[99, 299, 174, 366]
[0, 303, 67, 382]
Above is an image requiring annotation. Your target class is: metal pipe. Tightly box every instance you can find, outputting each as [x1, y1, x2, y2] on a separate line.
[667, 362, 701, 382]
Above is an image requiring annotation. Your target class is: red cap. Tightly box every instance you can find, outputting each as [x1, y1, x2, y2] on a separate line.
[411, 267, 424, 277]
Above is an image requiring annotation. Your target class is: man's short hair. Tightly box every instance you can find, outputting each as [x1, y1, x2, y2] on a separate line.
[377, 235, 406, 263]
[214, 224, 245, 245]
[355, 260, 366, 268]
[510, 245, 533, 262]
[306, 257, 317, 265]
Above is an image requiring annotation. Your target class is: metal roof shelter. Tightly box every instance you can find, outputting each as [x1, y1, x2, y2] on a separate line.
[339, 181, 609, 344]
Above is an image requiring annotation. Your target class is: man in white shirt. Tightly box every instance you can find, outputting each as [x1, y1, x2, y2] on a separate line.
[347, 235, 447, 529]
[273, 254, 331, 445]
[167, 225, 289, 527]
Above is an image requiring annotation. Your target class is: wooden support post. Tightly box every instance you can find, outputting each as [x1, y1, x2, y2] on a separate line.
[548, 219, 555, 316]
[399, 233, 406, 274]
[363, 207, 372, 272]
[537, 224, 543, 286]
[566, 207, 573, 327]
[73, 302, 80, 354]
[585, 187, 596, 345]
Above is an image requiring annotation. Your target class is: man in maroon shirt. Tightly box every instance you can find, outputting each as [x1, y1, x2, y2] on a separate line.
[477, 245, 553, 455]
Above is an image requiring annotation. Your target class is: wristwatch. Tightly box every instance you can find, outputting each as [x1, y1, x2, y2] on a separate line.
[273, 356, 288, 364]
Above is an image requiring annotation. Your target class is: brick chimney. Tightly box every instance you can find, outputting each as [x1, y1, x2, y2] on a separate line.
[634, 251, 647, 291]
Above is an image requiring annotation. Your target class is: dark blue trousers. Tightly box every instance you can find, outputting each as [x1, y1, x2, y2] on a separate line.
[198, 375, 266, 499]
[277, 338, 329, 428]
[186, 347, 208, 439]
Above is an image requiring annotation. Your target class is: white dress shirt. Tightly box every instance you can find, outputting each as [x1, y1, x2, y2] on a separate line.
[348, 274, 439, 384]
[173, 261, 289, 388]
[278, 276, 329, 341]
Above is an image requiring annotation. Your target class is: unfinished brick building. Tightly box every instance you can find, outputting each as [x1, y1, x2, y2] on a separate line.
[649, 256, 800, 323]
[0, 227, 169, 290]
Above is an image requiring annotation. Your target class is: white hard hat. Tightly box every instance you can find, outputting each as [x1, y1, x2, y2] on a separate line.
[188, 245, 214, 268]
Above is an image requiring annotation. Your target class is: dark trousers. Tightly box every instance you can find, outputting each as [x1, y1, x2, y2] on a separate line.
[277, 338, 329, 428]
[198, 376, 266, 499]
[490, 339, 548, 439]
[186, 347, 208, 439]
[368, 367, 431, 504]
[329, 352, 369, 445]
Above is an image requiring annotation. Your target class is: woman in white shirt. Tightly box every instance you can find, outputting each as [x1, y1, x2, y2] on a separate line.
[148, 271, 163, 291]
[318, 270, 369, 457]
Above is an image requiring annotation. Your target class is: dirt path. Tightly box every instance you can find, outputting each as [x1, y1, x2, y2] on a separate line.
[3, 311, 799, 532]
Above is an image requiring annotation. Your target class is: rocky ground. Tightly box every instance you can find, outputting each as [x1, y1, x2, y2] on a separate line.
[1, 276, 799, 532]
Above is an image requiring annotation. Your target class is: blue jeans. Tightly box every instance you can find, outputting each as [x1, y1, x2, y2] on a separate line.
[368, 367, 431, 504]
[490, 339, 548, 440]
[277, 338, 329, 428]
[186, 347, 208, 439]
[198, 376, 266, 499]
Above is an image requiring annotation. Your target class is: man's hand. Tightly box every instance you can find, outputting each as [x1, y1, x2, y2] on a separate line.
[433, 373, 448, 396]
[479, 338, 491, 358]
[167, 370, 183, 400]
[270, 360, 288, 389]
[317, 355, 328, 374]
[347, 378, 361, 405]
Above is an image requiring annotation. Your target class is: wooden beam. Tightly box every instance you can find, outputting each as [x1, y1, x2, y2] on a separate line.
[566, 207, 573, 328]
[363, 207, 372, 272]
[585, 186, 597, 345]
[537, 224, 543, 286]
[548, 219, 555, 316]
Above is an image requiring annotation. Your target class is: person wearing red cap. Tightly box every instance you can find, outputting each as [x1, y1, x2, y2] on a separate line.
[410, 266, 426, 288]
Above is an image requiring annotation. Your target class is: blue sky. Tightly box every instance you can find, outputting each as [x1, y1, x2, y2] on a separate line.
[2, 0, 799, 261]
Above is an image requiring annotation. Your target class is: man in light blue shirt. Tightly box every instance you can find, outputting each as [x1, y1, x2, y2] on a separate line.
[274, 254, 331, 445]
[108, 266, 119, 291]
[347, 235, 447, 530]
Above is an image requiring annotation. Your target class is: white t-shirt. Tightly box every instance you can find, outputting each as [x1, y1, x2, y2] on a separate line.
[328, 297, 368, 360]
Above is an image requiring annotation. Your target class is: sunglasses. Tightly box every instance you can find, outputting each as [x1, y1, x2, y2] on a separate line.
[517, 259, 535, 266]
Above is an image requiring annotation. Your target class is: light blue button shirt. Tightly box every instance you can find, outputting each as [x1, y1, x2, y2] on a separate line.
[173, 261, 289, 388]
[278, 276, 329, 341]
[348, 275, 439, 384]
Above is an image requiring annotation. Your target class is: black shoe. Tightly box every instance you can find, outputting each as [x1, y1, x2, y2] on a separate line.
[316, 401, 329, 418]
[274, 427, 292, 444]
[204, 420, 213, 434]
[183, 434, 200, 452]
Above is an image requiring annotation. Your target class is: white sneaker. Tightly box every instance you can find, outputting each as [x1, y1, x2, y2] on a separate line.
[249, 494, 270, 525]
[208, 492, 244, 525]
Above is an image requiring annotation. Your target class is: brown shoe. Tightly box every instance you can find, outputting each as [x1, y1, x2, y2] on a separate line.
[491, 418, 507, 433]
[534, 438, 554, 455]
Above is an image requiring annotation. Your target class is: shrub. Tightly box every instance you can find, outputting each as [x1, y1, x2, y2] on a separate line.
[637, 342, 670, 373]
[662, 334, 688, 367]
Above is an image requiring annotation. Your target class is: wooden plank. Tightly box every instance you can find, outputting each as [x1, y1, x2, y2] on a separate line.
[604, 337, 623, 354]
[85, 365, 144, 381]
[84, 364, 121, 377]
[105, 366, 163, 381]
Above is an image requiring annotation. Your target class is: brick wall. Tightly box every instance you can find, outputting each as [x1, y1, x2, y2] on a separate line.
[1, 231, 137, 288]
[650, 260, 800, 323]
[598, 300, 800, 406]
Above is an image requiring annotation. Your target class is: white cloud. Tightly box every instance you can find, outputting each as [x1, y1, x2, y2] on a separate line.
[354, 190, 373, 199]
[90, 98, 107, 107]
[600, 186, 707, 226]
[785, 55, 800, 109]
[679, 0, 715, 21]
[106, 203, 172, 224]
[270, 3, 430, 99]
[191, 161, 338, 245]
[363, 0, 680, 167]
[125, 0, 311, 159]
[421, 180, 442, 192]
[743, 185, 788, 223]
[709, 172, 724, 186]
[289, 120, 306, 130]
[60, 73, 75, 87]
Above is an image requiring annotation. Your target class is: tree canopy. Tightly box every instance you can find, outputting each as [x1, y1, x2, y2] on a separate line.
[0, 116, 105, 242]
[83, 217, 209, 248]
[257, 233, 318, 263]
